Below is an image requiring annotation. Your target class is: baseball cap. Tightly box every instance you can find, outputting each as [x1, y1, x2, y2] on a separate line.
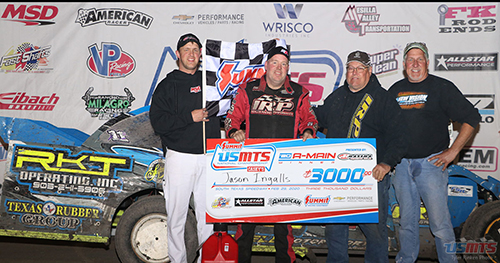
[346, 50, 371, 67]
[177, 33, 202, 50]
[267, 46, 290, 61]
[404, 42, 428, 59]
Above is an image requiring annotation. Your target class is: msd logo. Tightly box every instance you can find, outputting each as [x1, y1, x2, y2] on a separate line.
[87, 42, 136, 78]
[1, 4, 58, 26]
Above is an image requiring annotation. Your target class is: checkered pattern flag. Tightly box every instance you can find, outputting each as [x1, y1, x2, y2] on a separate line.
[202, 38, 288, 117]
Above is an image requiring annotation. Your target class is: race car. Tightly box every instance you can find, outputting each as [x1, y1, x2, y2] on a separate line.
[0, 106, 498, 263]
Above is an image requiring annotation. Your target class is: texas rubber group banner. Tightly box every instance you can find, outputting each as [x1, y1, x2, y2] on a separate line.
[206, 138, 378, 223]
[0, 2, 499, 181]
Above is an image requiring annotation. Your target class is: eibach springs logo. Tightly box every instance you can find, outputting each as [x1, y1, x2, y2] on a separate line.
[0, 43, 52, 73]
[1, 4, 58, 26]
[0, 92, 59, 111]
[341, 5, 410, 36]
[87, 42, 136, 78]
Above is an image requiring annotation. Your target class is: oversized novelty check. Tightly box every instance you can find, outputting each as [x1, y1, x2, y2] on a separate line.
[206, 138, 378, 224]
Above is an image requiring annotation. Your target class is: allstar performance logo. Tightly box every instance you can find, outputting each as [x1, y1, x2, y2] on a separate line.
[435, 53, 498, 71]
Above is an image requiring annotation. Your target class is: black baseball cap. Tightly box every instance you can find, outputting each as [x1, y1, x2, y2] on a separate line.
[346, 50, 371, 67]
[267, 46, 290, 61]
[177, 33, 202, 50]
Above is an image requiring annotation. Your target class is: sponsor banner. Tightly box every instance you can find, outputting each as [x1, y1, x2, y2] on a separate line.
[206, 138, 378, 223]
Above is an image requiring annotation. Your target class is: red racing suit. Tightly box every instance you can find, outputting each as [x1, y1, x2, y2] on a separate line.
[224, 74, 318, 263]
[225, 74, 317, 140]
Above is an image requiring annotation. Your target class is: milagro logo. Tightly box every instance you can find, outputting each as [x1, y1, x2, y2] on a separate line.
[438, 4, 496, 34]
[0, 43, 52, 73]
[1, 4, 58, 26]
[87, 42, 136, 78]
[211, 142, 276, 171]
[0, 92, 59, 111]
[341, 5, 410, 36]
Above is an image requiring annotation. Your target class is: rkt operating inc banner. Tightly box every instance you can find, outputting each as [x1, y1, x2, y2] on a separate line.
[206, 138, 379, 224]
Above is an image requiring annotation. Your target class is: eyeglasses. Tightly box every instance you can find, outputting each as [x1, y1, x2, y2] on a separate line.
[347, 66, 368, 73]
[268, 60, 289, 67]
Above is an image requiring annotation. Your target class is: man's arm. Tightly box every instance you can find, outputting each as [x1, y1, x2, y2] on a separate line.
[428, 123, 476, 171]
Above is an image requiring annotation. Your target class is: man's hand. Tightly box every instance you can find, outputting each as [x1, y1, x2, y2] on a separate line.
[231, 129, 245, 142]
[302, 130, 314, 141]
[372, 163, 391, 182]
[428, 148, 456, 171]
[192, 108, 209, 122]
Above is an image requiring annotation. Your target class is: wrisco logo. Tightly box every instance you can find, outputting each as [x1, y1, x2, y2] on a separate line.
[211, 143, 276, 171]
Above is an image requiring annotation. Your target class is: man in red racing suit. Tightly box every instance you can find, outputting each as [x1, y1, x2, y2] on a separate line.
[224, 46, 318, 262]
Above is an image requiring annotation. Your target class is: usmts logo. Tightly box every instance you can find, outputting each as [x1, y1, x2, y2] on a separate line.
[87, 42, 136, 78]
[211, 141, 276, 171]
[342, 5, 410, 36]
[263, 3, 313, 37]
[438, 4, 496, 33]
[1, 4, 58, 26]
[0, 43, 52, 73]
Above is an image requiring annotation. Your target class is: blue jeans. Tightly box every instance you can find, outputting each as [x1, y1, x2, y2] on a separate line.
[392, 153, 457, 263]
[325, 176, 390, 263]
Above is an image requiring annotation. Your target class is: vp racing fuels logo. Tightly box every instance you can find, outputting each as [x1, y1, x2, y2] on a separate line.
[211, 141, 276, 171]
[87, 42, 136, 78]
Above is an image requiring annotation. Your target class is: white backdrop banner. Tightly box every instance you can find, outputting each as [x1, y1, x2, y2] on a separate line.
[0, 2, 499, 180]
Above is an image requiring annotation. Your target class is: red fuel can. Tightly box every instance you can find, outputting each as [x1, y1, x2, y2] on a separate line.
[201, 223, 238, 263]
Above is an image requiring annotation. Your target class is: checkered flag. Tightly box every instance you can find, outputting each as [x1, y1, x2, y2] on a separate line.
[202, 39, 288, 117]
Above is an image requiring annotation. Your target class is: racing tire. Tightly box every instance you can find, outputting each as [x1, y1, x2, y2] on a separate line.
[115, 195, 198, 263]
[460, 200, 500, 263]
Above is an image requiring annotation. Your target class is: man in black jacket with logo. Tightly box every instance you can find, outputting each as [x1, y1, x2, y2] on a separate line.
[314, 50, 407, 263]
[149, 33, 221, 263]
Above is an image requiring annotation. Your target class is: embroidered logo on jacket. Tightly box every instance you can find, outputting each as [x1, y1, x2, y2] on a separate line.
[395, 91, 428, 109]
[348, 94, 373, 138]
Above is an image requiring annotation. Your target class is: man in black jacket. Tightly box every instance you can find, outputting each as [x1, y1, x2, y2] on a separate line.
[314, 50, 407, 263]
[149, 33, 221, 263]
